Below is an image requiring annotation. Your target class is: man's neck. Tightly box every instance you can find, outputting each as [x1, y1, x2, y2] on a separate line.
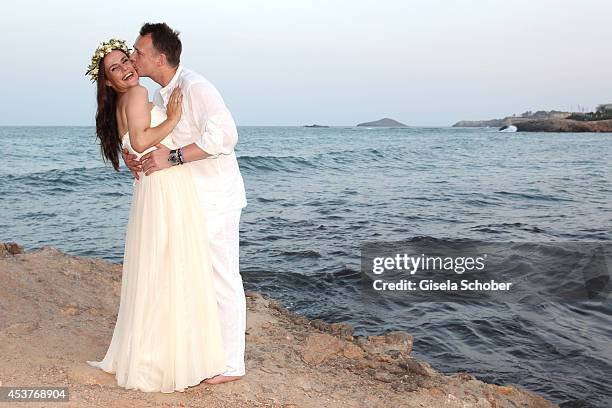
[152, 66, 179, 88]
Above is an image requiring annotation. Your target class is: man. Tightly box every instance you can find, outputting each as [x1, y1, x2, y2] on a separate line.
[123, 22, 247, 385]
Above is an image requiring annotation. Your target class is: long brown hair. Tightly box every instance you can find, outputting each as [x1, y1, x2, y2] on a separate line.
[94, 51, 128, 171]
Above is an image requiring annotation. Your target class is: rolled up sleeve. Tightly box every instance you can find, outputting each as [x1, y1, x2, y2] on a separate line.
[188, 82, 238, 157]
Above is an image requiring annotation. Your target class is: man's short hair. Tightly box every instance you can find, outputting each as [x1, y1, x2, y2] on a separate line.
[139, 22, 182, 67]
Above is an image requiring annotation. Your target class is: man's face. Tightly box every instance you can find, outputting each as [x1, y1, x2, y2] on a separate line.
[131, 34, 159, 78]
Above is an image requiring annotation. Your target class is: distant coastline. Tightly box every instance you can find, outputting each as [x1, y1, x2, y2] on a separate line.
[453, 106, 612, 132]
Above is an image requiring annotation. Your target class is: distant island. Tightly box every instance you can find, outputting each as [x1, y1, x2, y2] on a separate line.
[357, 118, 408, 127]
[304, 124, 329, 128]
[453, 105, 612, 132]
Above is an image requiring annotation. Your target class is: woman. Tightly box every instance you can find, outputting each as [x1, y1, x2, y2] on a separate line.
[85, 39, 226, 393]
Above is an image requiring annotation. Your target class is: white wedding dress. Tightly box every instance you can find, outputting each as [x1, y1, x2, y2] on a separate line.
[87, 105, 226, 393]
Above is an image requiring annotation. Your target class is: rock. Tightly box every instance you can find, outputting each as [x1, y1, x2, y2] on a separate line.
[4, 321, 39, 335]
[357, 118, 408, 127]
[342, 342, 365, 359]
[368, 335, 386, 346]
[295, 378, 325, 393]
[417, 378, 437, 389]
[516, 118, 612, 132]
[301, 333, 343, 365]
[485, 392, 498, 408]
[353, 359, 370, 370]
[87, 307, 102, 316]
[429, 387, 445, 398]
[329, 322, 354, 340]
[400, 358, 436, 377]
[354, 336, 369, 348]
[310, 319, 330, 332]
[377, 354, 394, 363]
[290, 314, 310, 326]
[392, 381, 419, 392]
[359, 331, 413, 357]
[372, 371, 395, 383]
[384, 331, 413, 355]
[386, 364, 406, 375]
[454, 372, 476, 382]
[496, 385, 514, 395]
[463, 391, 480, 403]
[307, 319, 354, 339]
[61, 302, 80, 316]
[112, 281, 121, 297]
[248, 334, 264, 343]
[365, 359, 381, 369]
[268, 300, 285, 312]
[0, 242, 24, 256]
[452, 110, 571, 128]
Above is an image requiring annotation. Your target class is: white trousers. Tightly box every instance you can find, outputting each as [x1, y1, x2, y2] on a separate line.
[203, 208, 246, 376]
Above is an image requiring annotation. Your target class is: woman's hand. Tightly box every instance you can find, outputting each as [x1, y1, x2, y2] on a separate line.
[166, 87, 183, 123]
[122, 148, 142, 180]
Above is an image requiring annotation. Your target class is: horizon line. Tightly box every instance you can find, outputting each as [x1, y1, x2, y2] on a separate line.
[0, 124, 456, 128]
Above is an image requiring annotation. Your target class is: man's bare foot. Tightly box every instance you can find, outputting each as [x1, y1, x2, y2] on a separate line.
[204, 374, 243, 385]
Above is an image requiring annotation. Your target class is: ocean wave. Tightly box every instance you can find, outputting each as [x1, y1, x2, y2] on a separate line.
[5, 166, 124, 189]
[494, 191, 575, 202]
[279, 249, 322, 258]
[237, 148, 388, 173]
[470, 222, 546, 234]
[237, 155, 316, 172]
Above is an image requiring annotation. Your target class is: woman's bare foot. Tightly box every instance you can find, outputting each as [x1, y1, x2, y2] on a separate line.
[204, 374, 243, 385]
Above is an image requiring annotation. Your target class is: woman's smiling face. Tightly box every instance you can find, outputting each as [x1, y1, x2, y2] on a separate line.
[103, 50, 139, 92]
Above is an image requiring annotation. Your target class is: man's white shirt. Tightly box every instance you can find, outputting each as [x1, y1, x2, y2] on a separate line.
[153, 65, 247, 213]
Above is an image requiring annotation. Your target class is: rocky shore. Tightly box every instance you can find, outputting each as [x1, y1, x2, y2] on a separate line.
[452, 111, 571, 129]
[453, 115, 612, 132]
[514, 118, 612, 132]
[0, 242, 557, 407]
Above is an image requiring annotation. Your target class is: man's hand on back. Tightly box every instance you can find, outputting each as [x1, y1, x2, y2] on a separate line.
[141, 143, 172, 176]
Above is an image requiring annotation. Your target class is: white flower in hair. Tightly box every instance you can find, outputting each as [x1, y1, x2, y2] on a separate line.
[86, 38, 131, 82]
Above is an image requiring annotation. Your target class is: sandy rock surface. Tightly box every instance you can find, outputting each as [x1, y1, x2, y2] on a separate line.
[0, 243, 557, 407]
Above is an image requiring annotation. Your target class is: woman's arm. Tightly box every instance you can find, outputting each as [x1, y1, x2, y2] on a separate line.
[125, 85, 183, 153]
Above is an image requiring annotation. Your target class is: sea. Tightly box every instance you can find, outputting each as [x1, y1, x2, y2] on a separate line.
[1, 126, 611, 407]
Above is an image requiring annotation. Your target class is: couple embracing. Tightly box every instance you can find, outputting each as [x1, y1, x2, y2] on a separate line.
[85, 22, 247, 393]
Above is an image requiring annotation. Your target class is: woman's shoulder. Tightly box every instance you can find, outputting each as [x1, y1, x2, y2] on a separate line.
[126, 84, 148, 99]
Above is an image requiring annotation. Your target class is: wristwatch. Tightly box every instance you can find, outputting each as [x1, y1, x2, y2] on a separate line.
[168, 148, 184, 166]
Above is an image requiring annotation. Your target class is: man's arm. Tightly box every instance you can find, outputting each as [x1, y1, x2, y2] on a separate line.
[141, 82, 238, 174]
[186, 81, 238, 160]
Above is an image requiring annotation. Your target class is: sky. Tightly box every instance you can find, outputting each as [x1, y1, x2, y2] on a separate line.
[1, 0, 612, 126]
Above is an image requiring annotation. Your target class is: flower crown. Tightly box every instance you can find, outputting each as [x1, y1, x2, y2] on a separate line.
[86, 38, 132, 82]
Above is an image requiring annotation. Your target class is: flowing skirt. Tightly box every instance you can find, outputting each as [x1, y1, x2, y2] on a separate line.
[87, 164, 226, 393]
